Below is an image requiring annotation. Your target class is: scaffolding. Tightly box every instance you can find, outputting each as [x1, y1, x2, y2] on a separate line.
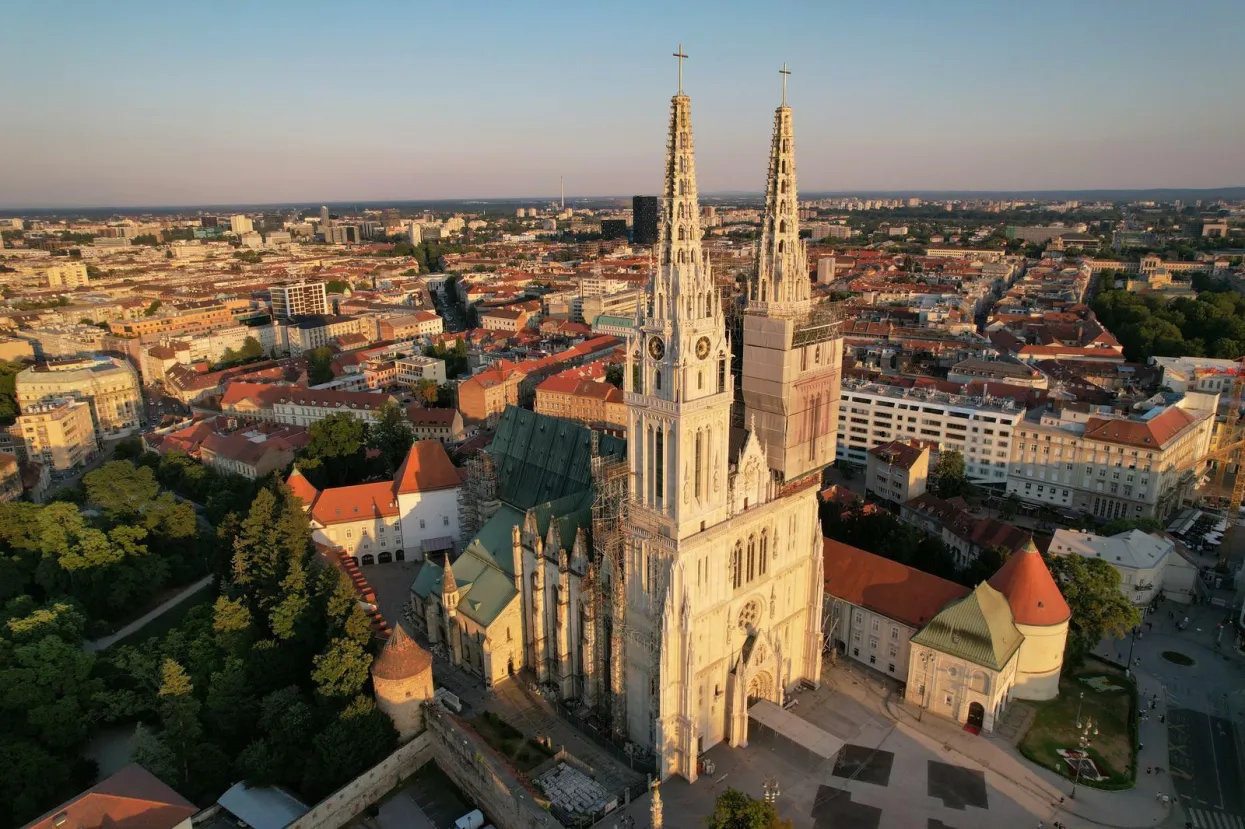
[588, 433, 631, 737]
[458, 451, 499, 545]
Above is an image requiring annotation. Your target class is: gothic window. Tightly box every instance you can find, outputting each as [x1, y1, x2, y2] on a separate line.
[747, 535, 756, 582]
[731, 542, 742, 588]
[655, 370, 662, 391]
[697, 371, 703, 391]
[678, 203, 684, 218]
[655, 429, 664, 501]
[760, 280, 766, 302]
[814, 344, 821, 363]
[705, 292, 712, 315]
[801, 347, 808, 371]
[679, 250, 686, 264]
[759, 531, 768, 576]
[718, 358, 726, 393]
[657, 294, 664, 317]
[782, 160, 788, 173]
[777, 240, 784, 254]
[780, 180, 788, 194]
[632, 355, 641, 392]
[678, 226, 686, 241]
[779, 220, 787, 234]
[695, 431, 703, 498]
[737, 599, 760, 632]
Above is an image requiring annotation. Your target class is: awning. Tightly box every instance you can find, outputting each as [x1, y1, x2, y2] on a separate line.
[747, 699, 845, 760]
[420, 536, 455, 553]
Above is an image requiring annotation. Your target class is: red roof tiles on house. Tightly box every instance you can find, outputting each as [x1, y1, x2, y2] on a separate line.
[823, 538, 969, 630]
[310, 481, 400, 525]
[20, 763, 197, 829]
[1083, 406, 1198, 449]
[394, 439, 463, 494]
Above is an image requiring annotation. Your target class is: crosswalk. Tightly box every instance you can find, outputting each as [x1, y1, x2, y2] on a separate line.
[1187, 808, 1245, 828]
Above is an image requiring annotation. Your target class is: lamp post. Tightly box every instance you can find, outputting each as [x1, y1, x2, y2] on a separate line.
[917, 650, 935, 722]
[763, 776, 780, 806]
[1070, 716, 1098, 800]
[1075, 691, 1085, 726]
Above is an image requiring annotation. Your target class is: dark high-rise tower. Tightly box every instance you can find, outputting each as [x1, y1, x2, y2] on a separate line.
[632, 195, 659, 245]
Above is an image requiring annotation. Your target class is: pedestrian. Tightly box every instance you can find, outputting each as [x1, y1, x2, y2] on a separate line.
[1147, 766, 1152, 775]
[1150, 699, 1156, 710]
[1134, 657, 1141, 667]
[1148, 621, 1154, 631]
[1160, 713, 1166, 724]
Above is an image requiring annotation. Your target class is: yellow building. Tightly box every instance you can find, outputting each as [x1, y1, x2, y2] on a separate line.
[16, 356, 143, 438]
[16, 399, 98, 473]
[109, 305, 235, 340]
[45, 262, 90, 289]
[534, 367, 626, 432]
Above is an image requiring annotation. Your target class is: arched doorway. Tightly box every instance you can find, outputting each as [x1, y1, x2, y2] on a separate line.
[378, 551, 393, 564]
[362, 554, 375, 566]
[967, 701, 985, 730]
[746, 670, 773, 704]
[395, 549, 405, 561]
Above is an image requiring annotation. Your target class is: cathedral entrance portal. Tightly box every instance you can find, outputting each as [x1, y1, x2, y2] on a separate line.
[747, 670, 774, 704]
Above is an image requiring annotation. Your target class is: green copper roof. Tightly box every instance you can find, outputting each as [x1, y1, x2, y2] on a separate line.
[411, 549, 518, 628]
[911, 582, 1022, 672]
[487, 406, 625, 510]
[593, 315, 636, 329]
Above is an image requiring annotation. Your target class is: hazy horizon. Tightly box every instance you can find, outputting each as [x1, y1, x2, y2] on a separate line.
[3, 0, 1244, 209]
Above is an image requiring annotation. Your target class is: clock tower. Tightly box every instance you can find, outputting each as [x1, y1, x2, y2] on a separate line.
[624, 81, 733, 541]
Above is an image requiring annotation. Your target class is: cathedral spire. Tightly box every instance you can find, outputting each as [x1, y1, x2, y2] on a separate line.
[751, 64, 809, 314]
[657, 88, 706, 281]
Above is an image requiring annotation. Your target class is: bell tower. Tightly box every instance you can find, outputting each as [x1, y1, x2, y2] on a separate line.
[625, 49, 733, 541]
[741, 65, 843, 483]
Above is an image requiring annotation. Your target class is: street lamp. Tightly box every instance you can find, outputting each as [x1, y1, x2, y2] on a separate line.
[1075, 691, 1085, 726]
[763, 776, 780, 805]
[1070, 716, 1098, 800]
[917, 650, 935, 722]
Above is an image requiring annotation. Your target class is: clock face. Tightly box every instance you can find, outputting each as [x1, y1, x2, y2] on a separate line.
[648, 336, 665, 361]
[696, 336, 711, 360]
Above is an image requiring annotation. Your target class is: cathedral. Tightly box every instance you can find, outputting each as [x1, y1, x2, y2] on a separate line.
[409, 59, 841, 783]
[617, 61, 842, 781]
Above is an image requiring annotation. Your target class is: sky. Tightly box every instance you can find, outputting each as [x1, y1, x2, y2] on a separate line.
[2, 0, 1244, 208]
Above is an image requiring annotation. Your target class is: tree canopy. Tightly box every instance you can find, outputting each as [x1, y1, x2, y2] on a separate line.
[306, 346, 335, 386]
[1091, 284, 1245, 362]
[705, 788, 792, 829]
[930, 449, 968, 499]
[1043, 552, 1141, 668]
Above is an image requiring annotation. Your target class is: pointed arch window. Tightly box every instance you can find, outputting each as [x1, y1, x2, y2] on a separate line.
[697, 371, 703, 391]
[777, 240, 785, 254]
[781, 180, 788, 194]
[655, 429, 664, 501]
[779, 220, 787, 234]
[678, 226, 686, 241]
[718, 358, 727, 393]
[694, 430, 703, 498]
[759, 531, 768, 576]
[632, 353, 641, 392]
[732, 542, 742, 589]
[747, 535, 756, 582]
[655, 370, 662, 391]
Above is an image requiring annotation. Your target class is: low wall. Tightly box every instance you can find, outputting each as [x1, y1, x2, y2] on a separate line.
[287, 732, 434, 829]
[426, 705, 564, 829]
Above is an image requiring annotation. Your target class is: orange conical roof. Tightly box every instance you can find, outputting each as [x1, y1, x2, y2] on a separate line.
[988, 539, 1071, 626]
[372, 623, 432, 680]
[286, 466, 318, 507]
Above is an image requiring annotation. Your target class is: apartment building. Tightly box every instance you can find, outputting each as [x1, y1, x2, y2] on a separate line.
[15, 356, 143, 438]
[866, 440, 929, 508]
[45, 261, 90, 288]
[837, 378, 1024, 485]
[457, 368, 522, 423]
[283, 314, 366, 354]
[16, 399, 98, 473]
[109, 304, 235, 340]
[220, 382, 395, 427]
[1006, 399, 1214, 521]
[270, 281, 328, 319]
[577, 289, 641, 326]
[395, 355, 447, 386]
[478, 307, 530, 333]
[408, 407, 464, 443]
[534, 368, 627, 433]
[378, 311, 443, 341]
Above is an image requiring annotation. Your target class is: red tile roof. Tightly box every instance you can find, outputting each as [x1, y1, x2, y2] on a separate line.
[1084, 406, 1198, 449]
[286, 467, 319, 506]
[988, 541, 1071, 626]
[394, 439, 463, 494]
[823, 538, 969, 629]
[867, 439, 926, 470]
[310, 481, 399, 525]
[20, 764, 197, 829]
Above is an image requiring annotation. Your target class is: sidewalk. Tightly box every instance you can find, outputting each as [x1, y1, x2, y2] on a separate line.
[821, 659, 1171, 829]
[84, 574, 214, 653]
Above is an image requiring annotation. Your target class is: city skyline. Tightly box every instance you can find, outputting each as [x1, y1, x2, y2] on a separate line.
[2, 0, 1244, 208]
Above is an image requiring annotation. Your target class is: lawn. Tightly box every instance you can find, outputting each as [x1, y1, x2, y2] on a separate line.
[1017, 659, 1136, 789]
[470, 711, 555, 773]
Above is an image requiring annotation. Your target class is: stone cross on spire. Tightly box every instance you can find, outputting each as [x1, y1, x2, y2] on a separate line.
[673, 44, 688, 95]
[780, 62, 791, 107]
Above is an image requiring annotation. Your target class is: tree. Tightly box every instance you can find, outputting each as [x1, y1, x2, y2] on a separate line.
[961, 544, 1010, 587]
[1044, 553, 1141, 669]
[326, 279, 350, 294]
[1098, 516, 1163, 537]
[156, 658, 202, 788]
[145, 300, 162, 316]
[705, 788, 792, 829]
[83, 461, 160, 521]
[930, 449, 967, 498]
[132, 234, 159, 246]
[306, 346, 335, 385]
[605, 363, 624, 388]
[298, 413, 369, 487]
[311, 637, 373, 699]
[302, 696, 397, 799]
[368, 401, 414, 476]
[415, 379, 440, 405]
[0, 360, 25, 425]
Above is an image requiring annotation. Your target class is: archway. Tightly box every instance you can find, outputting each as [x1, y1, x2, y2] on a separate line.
[362, 554, 375, 566]
[378, 551, 393, 564]
[967, 701, 985, 730]
[395, 549, 405, 561]
[747, 670, 774, 704]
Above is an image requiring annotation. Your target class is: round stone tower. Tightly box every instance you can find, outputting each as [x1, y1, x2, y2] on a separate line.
[371, 624, 434, 740]
[989, 540, 1070, 701]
